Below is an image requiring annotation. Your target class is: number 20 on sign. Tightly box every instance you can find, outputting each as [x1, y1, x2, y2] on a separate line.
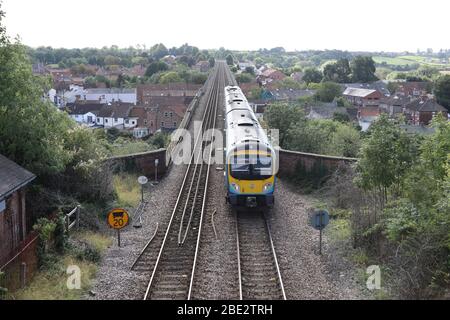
[107, 208, 129, 247]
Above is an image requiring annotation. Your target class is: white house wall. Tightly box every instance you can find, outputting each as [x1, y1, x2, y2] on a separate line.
[83, 93, 136, 104]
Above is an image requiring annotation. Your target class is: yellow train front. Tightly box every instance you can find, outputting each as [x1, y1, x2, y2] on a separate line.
[224, 86, 277, 208]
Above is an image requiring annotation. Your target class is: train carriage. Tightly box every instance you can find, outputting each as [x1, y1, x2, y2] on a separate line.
[224, 86, 277, 208]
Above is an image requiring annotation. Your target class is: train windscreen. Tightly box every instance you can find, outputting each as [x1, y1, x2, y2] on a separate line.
[230, 154, 272, 180]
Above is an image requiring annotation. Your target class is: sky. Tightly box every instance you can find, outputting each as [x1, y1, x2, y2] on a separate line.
[2, 0, 449, 52]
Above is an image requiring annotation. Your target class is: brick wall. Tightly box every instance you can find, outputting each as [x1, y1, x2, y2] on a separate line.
[277, 149, 357, 177]
[108, 149, 167, 178]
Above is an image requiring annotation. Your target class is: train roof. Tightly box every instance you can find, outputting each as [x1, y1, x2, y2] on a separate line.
[224, 85, 273, 154]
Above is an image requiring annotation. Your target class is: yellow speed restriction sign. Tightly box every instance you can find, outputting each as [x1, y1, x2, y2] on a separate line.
[107, 208, 129, 230]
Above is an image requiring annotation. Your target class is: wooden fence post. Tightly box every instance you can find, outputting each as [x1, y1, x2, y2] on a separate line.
[20, 262, 27, 289]
[66, 215, 70, 234]
[76, 205, 80, 229]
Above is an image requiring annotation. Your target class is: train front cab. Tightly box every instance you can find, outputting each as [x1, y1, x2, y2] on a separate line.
[225, 148, 276, 208]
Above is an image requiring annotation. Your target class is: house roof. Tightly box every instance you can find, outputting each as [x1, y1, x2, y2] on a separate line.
[382, 95, 411, 106]
[397, 81, 429, 92]
[343, 87, 377, 98]
[261, 69, 285, 78]
[306, 103, 346, 119]
[138, 83, 202, 92]
[0, 154, 36, 200]
[66, 103, 105, 115]
[97, 103, 134, 118]
[344, 81, 390, 96]
[85, 88, 136, 95]
[144, 96, 192, 107]
[406, 99, 447, 112]
[271, 88, 315, 100]
[359, 107, 381, 118]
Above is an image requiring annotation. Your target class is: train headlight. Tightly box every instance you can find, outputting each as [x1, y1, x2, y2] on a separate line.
[230, 183, 240, 192]
[263, 183, 273, 192]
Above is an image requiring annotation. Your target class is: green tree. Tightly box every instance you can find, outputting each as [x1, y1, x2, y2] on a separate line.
[434, 75, 450, 111]
[264, 103, 305, 147]
[302, 68, 323, 84]
[356, 114, 418, 202]
[323, 59, 351, 83]
[245, 66, 255, 75]
[235, 73, 253, 84]
[209, 57, 215, 68]
[149, 43, 168, 60]
[159, 71, 182, 84]
[351, 56, 378, 82]
[145, 61, 169, 77]
[404, 115, 450, 208]
[116, 74, 125, 88]
[286, 119, 338, 154]
[328, 124, 361, 157]
[226, 54, 234, 66]
[314, 82, 342, 102]
[104, 55, 121, 65]
[0, 19, 73, 175]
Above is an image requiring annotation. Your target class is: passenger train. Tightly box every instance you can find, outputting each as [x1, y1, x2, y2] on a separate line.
[224, 86, 277, 208]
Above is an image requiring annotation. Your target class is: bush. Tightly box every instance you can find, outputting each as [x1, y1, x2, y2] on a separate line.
[74, 243, 101, 263]
[314, 82, 342, 102]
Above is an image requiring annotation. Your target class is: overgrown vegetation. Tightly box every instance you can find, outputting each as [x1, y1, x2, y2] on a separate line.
[11, 231, 111, 300]
[264, 103, 361, 158]
[321, 115, 449, 299]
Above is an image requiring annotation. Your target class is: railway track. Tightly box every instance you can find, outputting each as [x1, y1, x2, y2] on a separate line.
[135, 62, 226, 300]
[236, 211, 286, 300]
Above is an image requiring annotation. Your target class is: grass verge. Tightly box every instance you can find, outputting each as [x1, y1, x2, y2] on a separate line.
[113, 174, 141, 208]
[12, 231, 112, 300]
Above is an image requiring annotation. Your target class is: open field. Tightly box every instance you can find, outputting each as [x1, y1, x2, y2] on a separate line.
[373, 55, 450, 68]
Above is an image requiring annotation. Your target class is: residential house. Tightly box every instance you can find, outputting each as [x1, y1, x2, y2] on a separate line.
[128, 103, 186, 137]
[380, 94, 412, 116]
[137, 83, 201, 105]
[270, 88, 315, 101]
[344, 81, 391, 97]
[342, 88, 383, 107]
[395, 81, 430, 98]
[238, 62, 256, 73]
[96, 103, 135, 128]
[161, 55, 177, 66]
[358, 107, 381, 131]
[66, 102, 104, 126]
[32, 63, 48, 75]
[121, 65, 145, 78]
[82, 88, 137, 104]
[0, 154, 36, 268]
[194, 61, 210, 73]
[306, 101, 346, 120]
[159, 105, 185, 131]
[61, 85, 85, 106]
[238, 83, 260, 99]
[403, 98, 448, 125]
[129, 106, 158, 138]
[257, 68, 286, 84]
[49, 68, 73, 91]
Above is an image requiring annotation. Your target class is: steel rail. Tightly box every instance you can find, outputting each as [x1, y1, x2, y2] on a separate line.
[235, 211, 243, 300]
[143, 64, 222, 300]
[264, 215, 287, 300]
[235, 211, 286, 300]
[130, 223, 159, 270]
[187, 64, 224, 300]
